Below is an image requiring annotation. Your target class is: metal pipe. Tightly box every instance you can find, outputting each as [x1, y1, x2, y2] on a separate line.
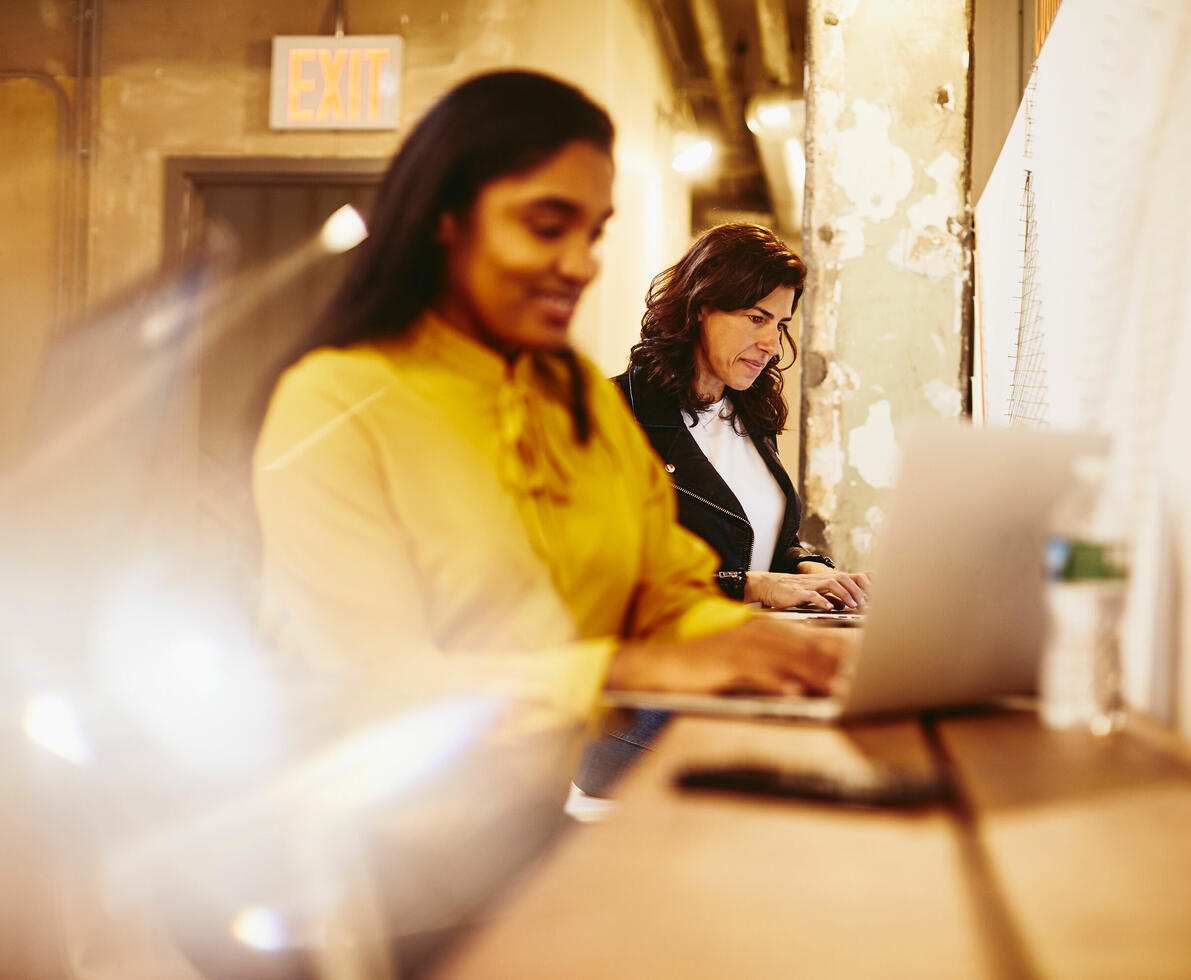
[73, 0, 87, 319]
[73, 0, 101, 319]
[91, 0, 102, 171]
[642, 0, 693, 111]
[755, 0, 793, 88]
[333, 0, 346, 37]
[687, 0, 750, 147]
[0, 71, 73, 331]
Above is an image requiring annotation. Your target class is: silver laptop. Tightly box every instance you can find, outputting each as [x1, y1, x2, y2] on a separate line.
[763, 607, 865, 627]
[605, 422, 1106, 722]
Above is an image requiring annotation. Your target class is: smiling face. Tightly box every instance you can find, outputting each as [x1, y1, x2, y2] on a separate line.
[436, 140, 615, 356]
[693, 283, 798, 399]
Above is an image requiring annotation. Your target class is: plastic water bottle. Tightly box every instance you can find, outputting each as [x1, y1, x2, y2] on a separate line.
[1038, 538, 1127, 735]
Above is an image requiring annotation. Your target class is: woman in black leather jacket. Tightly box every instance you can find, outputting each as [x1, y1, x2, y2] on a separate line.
[574, 223, 868, 798]
[620, 222, 868, 608]
[610, 367, 863, 607]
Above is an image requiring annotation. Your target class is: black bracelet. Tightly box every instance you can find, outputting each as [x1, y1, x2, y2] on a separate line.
[715, 569, 748, 600]
[796, 554, 836, 570]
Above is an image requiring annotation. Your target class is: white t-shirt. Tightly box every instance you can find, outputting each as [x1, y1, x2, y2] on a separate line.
[688, 400, 787, 571]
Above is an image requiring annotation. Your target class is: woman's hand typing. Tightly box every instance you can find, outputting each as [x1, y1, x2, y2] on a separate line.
[606, 616, 852, 697]
[745, 569, 871, 610]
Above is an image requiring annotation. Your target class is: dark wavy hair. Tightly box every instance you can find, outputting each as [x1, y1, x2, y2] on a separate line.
[270, 69, 615, 441]
[629, 222, 806, 437]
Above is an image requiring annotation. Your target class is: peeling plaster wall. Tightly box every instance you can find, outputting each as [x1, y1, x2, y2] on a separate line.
[802, 0, 972, 570]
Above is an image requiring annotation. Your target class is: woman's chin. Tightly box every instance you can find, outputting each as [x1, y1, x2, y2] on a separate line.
[519, 320, 573, 353]
[479, 318, 571, 356]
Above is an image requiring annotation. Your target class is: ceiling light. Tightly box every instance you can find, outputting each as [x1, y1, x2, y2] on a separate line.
[758, 103, 792, 129]
[745, 92, 804, 139]
[672, 139, 714, 174]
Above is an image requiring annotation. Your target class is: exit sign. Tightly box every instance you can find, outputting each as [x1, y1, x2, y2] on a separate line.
[270, 35, 403, 130]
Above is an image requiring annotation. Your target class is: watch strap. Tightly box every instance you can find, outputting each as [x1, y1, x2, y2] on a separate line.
[796, 554, 836, 570]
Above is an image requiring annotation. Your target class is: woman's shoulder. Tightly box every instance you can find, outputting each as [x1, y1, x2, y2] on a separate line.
[564, 353, 636, 430]
[281, 344, 399, 394]
[605, 363, 680, 426]
[260, 346, 401, 455]
[270, 344, 411, 418]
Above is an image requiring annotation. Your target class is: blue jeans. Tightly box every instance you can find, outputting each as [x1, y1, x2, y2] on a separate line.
[572, 709, 672, 797]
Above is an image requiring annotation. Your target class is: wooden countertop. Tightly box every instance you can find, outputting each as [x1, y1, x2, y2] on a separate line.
[433, 709, 1191, 979]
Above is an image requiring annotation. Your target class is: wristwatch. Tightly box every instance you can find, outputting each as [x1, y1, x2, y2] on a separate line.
[715, 569, 748, 601]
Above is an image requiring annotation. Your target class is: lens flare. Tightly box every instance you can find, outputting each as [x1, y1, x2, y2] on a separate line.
[23, 693, 92, 765]
[231, 905, 287, 951]
[319, 205, 368, 254]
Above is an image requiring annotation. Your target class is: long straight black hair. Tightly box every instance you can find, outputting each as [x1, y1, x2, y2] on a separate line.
[262, 70, 615, 440]
[309, 70, 614, 351]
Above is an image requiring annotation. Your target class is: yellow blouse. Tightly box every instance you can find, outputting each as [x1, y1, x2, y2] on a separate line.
[253, 313, 749, 727]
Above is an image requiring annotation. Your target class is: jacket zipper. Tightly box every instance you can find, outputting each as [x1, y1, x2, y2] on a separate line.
[674, 484, 755, 566]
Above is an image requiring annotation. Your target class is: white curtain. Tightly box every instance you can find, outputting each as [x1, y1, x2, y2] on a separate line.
[975, 0, 1191, 732]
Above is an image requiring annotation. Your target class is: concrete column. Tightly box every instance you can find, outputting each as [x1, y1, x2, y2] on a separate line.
[801, 0, 973, 570]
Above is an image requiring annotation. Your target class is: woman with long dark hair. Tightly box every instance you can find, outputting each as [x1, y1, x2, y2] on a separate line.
[253, 73, 844, 749]
[575, 224, 868, 798]
[619, 222, 868, 608]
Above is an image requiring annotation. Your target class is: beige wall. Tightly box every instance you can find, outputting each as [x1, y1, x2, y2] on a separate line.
[510, 0, 693, 372]
[0, 76, 61, 459]
[0, 0, 689, 390]
[802, 0, 973, 570]
[5, 3, 995, 567]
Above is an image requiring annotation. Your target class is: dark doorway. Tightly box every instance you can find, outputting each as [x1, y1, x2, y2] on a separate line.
[163, 157, 384, 601]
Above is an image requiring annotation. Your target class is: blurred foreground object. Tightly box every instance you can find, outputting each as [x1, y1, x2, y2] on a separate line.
[0, 208, 590, 978]
[1040, 539, 1128, 735]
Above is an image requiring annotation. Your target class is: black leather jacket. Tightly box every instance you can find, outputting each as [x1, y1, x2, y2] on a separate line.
[573, 367, 831, 796]
[613, 366, 828, 598]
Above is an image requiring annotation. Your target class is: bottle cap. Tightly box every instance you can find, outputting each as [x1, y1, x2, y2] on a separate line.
[1047, 537, 1127, 581]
